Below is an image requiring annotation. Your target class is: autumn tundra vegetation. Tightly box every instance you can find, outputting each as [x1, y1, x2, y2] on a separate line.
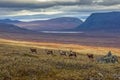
[0, 39, 120, 80]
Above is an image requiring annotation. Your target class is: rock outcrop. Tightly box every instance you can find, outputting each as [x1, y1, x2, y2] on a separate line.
[97, 51, 119, 63]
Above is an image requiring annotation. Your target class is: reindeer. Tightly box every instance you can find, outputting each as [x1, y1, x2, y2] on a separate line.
[59, 50, 67, 56]
[87, 54, 94, 61]
[46, 50, 54, 55]
[30, 48, 37, 54]
[69, 50, 77, 57]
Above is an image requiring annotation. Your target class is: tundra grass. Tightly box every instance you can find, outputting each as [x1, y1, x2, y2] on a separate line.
[0, 39, 120, 80]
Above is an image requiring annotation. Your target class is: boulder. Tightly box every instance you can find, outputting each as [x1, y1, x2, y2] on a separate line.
[97, 51, 119, 63]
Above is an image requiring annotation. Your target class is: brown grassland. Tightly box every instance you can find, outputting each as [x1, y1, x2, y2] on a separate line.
[0, 38, 120, 80]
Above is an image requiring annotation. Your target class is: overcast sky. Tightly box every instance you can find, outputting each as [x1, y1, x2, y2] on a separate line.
[0, 0, 120, 21]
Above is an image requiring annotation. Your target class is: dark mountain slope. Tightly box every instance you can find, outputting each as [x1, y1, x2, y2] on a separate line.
[77, 12, 120, 32]
[0, 23, 33, 33]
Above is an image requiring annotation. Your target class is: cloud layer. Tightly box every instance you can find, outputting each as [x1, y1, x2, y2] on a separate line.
[0, 0, 120, 21]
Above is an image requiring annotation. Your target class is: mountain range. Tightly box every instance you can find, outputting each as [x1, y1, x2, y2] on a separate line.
[77, 12, 120, 32]
[0, 17, 83, 31]
[0, 12, 120, 33]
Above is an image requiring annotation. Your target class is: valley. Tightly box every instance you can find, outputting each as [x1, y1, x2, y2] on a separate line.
[0, 31, 120, 48]
[0, 0, 120, 80]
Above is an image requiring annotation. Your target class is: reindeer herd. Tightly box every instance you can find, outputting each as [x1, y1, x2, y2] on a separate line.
[30, 48, 93, 59]
[30, 48, 119, 63]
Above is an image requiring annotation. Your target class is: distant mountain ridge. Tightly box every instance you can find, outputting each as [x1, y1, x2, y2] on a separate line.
[17, 17, 83, 31]
[0, 19, 20, 23]
[77, 12, 120, 32]
[2, 12, 120, 33]
[0, 17, 83, 31]
[0, 23, 33, 33]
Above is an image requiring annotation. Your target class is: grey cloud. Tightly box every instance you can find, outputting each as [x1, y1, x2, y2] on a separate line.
[98, 0, 120, 6]
[0, 0, 108, 9]
[0, 1, 55, 9]
[0, 0, 120, 10]
[0, 0, 120, 20]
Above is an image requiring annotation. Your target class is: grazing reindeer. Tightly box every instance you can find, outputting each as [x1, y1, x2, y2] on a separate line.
[46, 50, 53, 55]
[69, 51, 77, 57]
[30, 48, 37, 54]
[59, 50, 67, 56]
[87, 54, 94, 61]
